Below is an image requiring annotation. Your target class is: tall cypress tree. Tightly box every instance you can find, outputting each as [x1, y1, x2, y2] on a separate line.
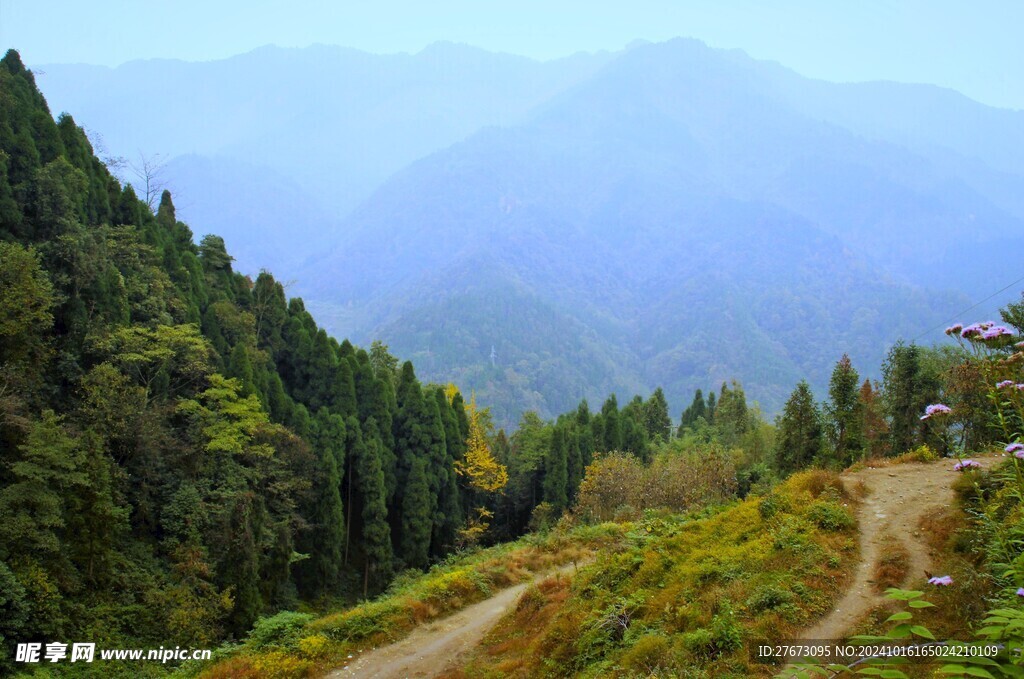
[679, 388, 706, 431]
[297, 409, 346, 597]
[399, 456, 432, 570]
[600, 395, 622, 452]
[356, 418, 392, 596]
[825, 355, 864, 466]
[543, 426, 569, 512]
[881, 342, 936, 455]
[642, 387, 672, 443]
[775, 381, 823, 473]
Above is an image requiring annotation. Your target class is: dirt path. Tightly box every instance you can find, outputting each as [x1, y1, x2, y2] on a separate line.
[326, 563, 581, 678]
[802, 457, 991, 641]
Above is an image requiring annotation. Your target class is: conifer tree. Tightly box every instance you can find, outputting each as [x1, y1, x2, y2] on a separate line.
[356, 418, 392, 595]
[715, 380, 749, 445]
[399, 456, 432, 570]
[775, 381, 823, 473]
[882, 342, 937, 455]
[825, 354, 864, 466]
[642, 387, 672, 442]
[543, 427, 569, 512]
[600, 394, 622, 451]
[298, 409, 346, 596]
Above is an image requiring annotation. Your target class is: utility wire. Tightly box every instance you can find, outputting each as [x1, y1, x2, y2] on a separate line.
[911, 273, 1024, 343]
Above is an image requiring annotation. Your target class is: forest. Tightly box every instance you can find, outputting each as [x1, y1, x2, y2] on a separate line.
[4, 44, 1024, 678]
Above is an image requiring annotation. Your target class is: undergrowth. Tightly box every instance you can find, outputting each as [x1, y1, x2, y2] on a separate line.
[447, 469, 859, 678]
[180, 523, 626, 678]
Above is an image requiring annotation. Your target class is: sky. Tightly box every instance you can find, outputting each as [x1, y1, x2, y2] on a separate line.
[1, 0, 1021, 110]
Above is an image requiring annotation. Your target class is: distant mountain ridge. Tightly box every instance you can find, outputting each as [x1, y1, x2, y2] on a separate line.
[34, 38, 1024, 424]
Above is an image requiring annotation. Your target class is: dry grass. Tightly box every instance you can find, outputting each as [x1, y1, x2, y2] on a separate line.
[447, 470, 861, 678]
[871, 535, 910, 592]
[195, 524, 625, 679]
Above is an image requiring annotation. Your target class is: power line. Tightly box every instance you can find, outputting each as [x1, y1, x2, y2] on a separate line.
[912, 273, 1024, 343]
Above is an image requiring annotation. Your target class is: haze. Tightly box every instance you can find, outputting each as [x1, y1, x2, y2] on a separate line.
[2, 0, 1022, 110]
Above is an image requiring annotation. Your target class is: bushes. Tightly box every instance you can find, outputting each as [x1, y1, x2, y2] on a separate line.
[573, 447, 738, 522]
[457, 470, 859, 677]
[245, 611, 314, 650]
[806, 500, 855, 531]
[618, 632, 671, 673]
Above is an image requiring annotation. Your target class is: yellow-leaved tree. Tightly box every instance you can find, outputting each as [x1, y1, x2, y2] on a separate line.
[453, 392, 508, 546]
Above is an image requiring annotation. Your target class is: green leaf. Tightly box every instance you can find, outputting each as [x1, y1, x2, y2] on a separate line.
[907, 600, 935, 608]
[885, 623, 912, 640]
[886, 612, 912, 622]
[909, 625, 935, 639]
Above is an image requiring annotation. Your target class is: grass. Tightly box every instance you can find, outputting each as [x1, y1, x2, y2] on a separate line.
[180, 523, 627, 678]
[445, 470, 860, 678]
[872, 534, 911, 593]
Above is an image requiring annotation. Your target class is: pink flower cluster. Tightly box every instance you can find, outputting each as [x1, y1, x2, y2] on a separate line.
[956, 321, 1015, 342]
[920, 404, 952, 420]
[953, 459, 981, 471]
[928, 575, 953, 586]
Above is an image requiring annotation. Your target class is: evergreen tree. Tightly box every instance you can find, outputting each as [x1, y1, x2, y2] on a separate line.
[297, 409, 346, 597]
[882, 342, 937, 455]
[715, 380, 749, 445]
[679, 388, 706, 431]
[543, 427, 569, 512]
[356, 419, 392, 596]
[642, 387, 672, 443]
[825, 355, 864, 466]
[775, 381, 823, 473]
[600, 394, 622, 451]
[399, 456, 432, 570]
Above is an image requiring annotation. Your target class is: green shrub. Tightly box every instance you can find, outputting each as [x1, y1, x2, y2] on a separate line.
[806, 501, 854, 531]
[246, 611, 314, 650]
[745, 584, 794, 612]
[710, 603, 743, 655]
[758, 493, 790, 519]
[680, 628, 715, 658]
[618, 632, 672, 674]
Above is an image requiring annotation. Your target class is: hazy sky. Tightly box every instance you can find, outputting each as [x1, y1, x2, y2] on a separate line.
[2, 0, 1021, 110]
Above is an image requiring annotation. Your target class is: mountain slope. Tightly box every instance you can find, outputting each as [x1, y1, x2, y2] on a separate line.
[297, 38, 1021, 422]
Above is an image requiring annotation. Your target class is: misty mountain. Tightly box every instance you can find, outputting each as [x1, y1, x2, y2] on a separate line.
[298, 38, 1022, 422]
[35, 43, 613, 270]
[34, 38, 1024, 423]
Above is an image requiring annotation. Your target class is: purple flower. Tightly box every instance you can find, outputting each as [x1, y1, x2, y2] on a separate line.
[1007, 442, 1024, 456]
[1017, 588, 1024, 597]
[954, 460, 981, 471]
[945, 324, 963, 336]
[981, 326, 1014, 341]
[928, 575, 953, 586]
[998, 380, 1015, 389]
[920, 404, 952, 420]
[961, 324, 983, 338]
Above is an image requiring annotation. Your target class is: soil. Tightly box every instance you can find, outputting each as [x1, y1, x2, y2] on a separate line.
[324, 457, 992, 677]
[326, 563, 581, 678]
[801, 456, 991, 641]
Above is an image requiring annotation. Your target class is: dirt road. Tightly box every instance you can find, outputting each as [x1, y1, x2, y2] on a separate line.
[326, 564, 579, 678]
[802, 457, 990, 641]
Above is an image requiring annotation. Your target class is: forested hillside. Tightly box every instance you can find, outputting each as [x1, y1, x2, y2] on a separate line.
[37, 39, 1024, 426]
[0, 49, 519, 671]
